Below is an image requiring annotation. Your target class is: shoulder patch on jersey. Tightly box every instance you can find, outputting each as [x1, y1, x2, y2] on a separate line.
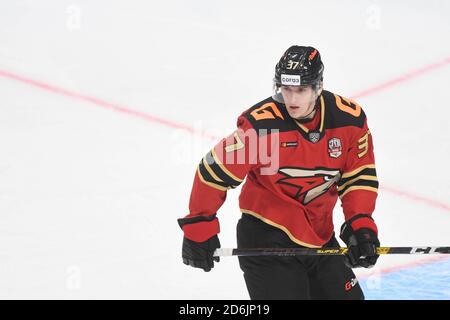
[322, 90, 366, 129]
[241, 97, 293, 134]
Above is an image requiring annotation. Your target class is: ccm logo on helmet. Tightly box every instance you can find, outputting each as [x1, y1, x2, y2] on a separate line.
[281, 74, 301, 86]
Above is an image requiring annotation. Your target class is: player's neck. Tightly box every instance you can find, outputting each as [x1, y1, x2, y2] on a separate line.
[294, 106, 318, 123]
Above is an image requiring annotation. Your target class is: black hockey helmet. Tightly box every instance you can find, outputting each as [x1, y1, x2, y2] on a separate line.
[273, 45, 324, 88]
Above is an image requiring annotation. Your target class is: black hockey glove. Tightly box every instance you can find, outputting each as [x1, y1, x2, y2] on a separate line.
[178, 214, 221, 272]
[340, 214, 380, 269]
[181, 235, 221, 272]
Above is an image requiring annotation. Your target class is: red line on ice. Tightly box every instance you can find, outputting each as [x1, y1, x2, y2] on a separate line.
[350, 56, 450, 99]
[1, 56, 450, 216]
[381, 185, 450, 212]
[0, 69, 219, 141]
[1, 56, 449, 140]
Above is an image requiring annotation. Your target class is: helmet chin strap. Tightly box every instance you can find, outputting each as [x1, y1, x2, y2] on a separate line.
[294, 94, 321, 122]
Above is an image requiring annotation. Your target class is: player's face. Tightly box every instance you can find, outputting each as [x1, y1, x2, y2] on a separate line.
[281, 85, 319, 120]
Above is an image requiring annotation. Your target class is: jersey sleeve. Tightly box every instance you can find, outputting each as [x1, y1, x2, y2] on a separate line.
[181, 115, 259, 241]
[338, 118, 379, 233]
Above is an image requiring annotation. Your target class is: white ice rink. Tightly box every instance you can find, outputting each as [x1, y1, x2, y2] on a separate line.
[1, 0, 450, 299]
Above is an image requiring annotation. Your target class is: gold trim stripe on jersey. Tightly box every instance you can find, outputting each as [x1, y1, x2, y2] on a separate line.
[196, 148, 244, 191]
[339, 186, 378, 198]
[196, 167, 228, 191]
[241, 209, 322, 248]
[341, 164, 376, 179]
[211, 148, 243, 183]
[338, 164, 378, 198]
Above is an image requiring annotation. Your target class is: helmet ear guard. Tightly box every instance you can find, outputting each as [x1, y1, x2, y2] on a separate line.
[313, 79, 323, 93]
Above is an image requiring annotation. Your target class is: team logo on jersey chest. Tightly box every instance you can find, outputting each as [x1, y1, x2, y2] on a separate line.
[328, 138, 342, 158]
[277, 167, 341, 205]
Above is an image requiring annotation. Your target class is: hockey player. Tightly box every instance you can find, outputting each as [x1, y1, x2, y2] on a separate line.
[177, 46, 380, 300]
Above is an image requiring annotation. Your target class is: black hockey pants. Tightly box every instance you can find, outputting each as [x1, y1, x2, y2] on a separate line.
[237, 213, 365, 300]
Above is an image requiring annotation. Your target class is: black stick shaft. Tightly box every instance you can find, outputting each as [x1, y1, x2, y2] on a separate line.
[214, 247, 450, 257]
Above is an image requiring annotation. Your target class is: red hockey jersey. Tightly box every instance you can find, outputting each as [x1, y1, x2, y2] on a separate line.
[181, 90, 378, 247]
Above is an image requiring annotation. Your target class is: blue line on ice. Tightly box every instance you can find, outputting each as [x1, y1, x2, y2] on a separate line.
[361, 258, 450, 300]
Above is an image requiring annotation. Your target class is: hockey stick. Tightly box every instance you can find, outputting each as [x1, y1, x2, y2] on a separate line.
[214, 246, 450, 257]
